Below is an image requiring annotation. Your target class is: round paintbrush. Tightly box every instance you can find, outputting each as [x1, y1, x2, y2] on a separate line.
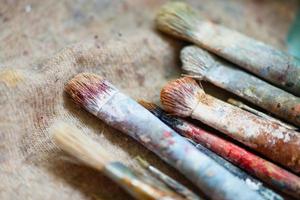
[160, 77, 300, 174]
[180, 45, 300, 127]
[50, 121, 183, 200]
[155, 2, 300, 96]
[65, 73, 264, 200]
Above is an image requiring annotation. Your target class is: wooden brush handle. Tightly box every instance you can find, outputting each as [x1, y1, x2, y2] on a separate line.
[191, 93, 300, 174]
[104, 162, 184, 200]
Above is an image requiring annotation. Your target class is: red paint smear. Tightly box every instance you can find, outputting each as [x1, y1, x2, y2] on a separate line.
[184, 145, 191, 153]
[77, 80, 112, 106]
[176, 121, 300, 194]
[167, 139, 175, 146]
[163, 131, 172, 138]
[161, 131, 175, 146]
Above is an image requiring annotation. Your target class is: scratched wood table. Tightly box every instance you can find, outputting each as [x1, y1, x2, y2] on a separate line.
[0, 0, 298, 199]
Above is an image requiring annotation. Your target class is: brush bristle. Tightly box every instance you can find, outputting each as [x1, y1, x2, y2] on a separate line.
[50, 121, 111, 171]
[160, 77, 204, 117]
[155, 2, 200, 40]
[65, 73, 117, 115]
[138, 100, 163, 117]
[138, 100, 159, 111]
[181, 46, 215, 79]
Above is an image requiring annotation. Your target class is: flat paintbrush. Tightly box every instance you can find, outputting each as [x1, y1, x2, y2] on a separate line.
[156, 2, 300, 96]
[140, 101, 300, 199]
[65, 73, 263, 200]
[181, 45, 300, 127]
[160, 77, 300, 174]
[50, 121, 183, 200]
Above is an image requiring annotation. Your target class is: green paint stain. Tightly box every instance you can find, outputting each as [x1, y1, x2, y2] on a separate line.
[287, 9, 300, 61]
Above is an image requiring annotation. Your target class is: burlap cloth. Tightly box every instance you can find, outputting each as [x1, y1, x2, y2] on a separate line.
[0, 0, 298, 199]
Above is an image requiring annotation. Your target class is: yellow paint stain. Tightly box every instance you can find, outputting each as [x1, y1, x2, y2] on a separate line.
[0, 69, 24, 87]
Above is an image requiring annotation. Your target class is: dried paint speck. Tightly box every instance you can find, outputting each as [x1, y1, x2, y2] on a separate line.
[0, 69, 24, 87]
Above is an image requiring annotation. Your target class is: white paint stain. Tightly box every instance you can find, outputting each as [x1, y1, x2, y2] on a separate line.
[245, 178, 261, 190]
[25, 4, 32, 13]
[284, 133, 291, 143]
[266, 124, 293, 144]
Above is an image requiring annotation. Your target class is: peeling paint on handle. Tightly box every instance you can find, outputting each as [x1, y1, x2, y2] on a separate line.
[192, 92, 300, 174]
[206, 55, 300, 127]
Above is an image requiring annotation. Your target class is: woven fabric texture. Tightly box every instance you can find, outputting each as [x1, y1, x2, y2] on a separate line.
[0, 0, 298, 199]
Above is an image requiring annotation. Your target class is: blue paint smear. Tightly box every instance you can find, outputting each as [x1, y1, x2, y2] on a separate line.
[287, 8, 300, 61]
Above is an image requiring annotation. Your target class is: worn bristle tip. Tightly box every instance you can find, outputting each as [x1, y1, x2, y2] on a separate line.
[65, 73, 117, 114]
[50, 121, 111, 170]
[160, 77, 203, 117]
[155, 2, 200, 39]
[181, 46, 215, 78]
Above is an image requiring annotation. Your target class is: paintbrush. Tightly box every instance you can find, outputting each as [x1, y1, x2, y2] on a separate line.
[50, 121, 183, 200]
[190, 143, 284, 200]
[140, 101, 300, 199]
[227, 98, 297, 130]
[136, 156, 201, 200]
[156, 2, 300, 96]
[65, 73, 264, 200]
[180, 45, 300, 127]
[160, 77, 300, 174]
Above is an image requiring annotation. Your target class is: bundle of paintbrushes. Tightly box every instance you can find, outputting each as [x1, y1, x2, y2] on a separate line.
[180, 45, 300, 127]
[54, 1, 300, 199]
[61, 72, 300, 199]
[160, 77, 300, 174]
[139, 101, 300, 199]
[64, 73, 264, 200]
[155, 2, 300, 197]
[156, 2, 300, 97]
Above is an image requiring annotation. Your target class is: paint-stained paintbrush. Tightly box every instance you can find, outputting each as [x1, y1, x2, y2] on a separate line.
[160, 77, 300, 174]
[156, 2, 300, 96]
[136, 156, 201, 200]
[65, 73, 264, 200]
[50, 121, 183, 200]
[190, 143, 284, 200]
[140, 101, 300, 199]
[227, 98, 297, 130]
[181, 45, 300, 127]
